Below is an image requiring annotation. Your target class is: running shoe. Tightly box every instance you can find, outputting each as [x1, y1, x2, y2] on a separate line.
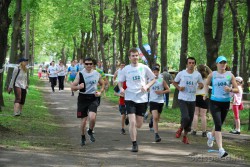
[155, 134, 161, 142]
[87, 129, 95, 142]
[202, 131, 207, 137]
[219, 148, 228, 158]
[176, 127, 183, 138]
[182, 136, 189, 144]
[14, 111, 21, 116]
[125, 117, 129, 125]
[207, 132, 214, 147]
[81, 137, 86, 146]
[229, 130, 240, 135]
[121, 128, 126, 135]
[191, 130, 197, 135]
[131, 144, 138, 152]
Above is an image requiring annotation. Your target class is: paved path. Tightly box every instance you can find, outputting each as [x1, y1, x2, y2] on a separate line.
[0, 80, 249, 167]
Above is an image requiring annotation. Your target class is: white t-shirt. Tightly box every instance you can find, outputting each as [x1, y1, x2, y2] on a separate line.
[48, 65, 58, 78]
[57, 65, 66, 76]
[76, 69, 100, 94]
[119, 63, 155, 103]
[149, 77, 164, 103]
[196, 78, 207, 95]
[174, 70, 203, 101]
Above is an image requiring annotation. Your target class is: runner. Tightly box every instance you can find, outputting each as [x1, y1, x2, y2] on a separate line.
[71, 57, 104, 146]
[204, 56, 239, 158]
[191, 65, 212, 137]
[48, 61, 58, 93]
[113, 62, 125, 85]
[68, 60, 79, 96]
[118, 48, 156, 152]
[149, 66, 170, 142]
[114, 82, 128, 135]
[173, 57, 203, 144]
[57, 60, 66, 92]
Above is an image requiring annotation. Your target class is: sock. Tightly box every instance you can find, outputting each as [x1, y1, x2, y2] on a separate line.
[132, 141, 137, 146]
[236, 129, 240, 132]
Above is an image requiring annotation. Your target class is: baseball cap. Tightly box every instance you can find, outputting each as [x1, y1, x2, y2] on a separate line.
[152, 66, 160, 71]
[235, 76, 243, 83]
[216, 56, 227, 63]
[18, 58, 28, 63]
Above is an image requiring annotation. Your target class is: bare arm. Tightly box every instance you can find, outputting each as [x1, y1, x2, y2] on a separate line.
[172, 81, 185, 91]
[155, 80, 170, 95]
[71, 74, 84, 91]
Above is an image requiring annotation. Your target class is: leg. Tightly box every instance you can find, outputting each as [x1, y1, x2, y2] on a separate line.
[200, 108, 207, 132]
[192, 107, 199, 132]
[88, 111, 97, 130]
[81, 117, 88, 135]
[128, 114, 137, 141]
[152, 110, 160, 133]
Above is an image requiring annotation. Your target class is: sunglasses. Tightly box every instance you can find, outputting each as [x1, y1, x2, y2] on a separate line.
[85, 63, 93, 66]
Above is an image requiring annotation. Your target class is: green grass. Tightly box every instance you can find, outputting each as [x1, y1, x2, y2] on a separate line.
[0, 72, 60, 149]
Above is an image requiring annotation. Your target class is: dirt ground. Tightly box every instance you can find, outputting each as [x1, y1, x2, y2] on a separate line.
[0, 80, 249, 167]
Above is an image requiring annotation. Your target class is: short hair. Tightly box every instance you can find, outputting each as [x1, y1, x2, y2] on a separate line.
[163, 67, 168, 72]
[186, 57, 196, 65]
[87, 57, 96, 66]
[128, 48, 138, 55]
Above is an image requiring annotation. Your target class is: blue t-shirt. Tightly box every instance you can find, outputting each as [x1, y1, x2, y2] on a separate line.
[68, 66, 79, 78]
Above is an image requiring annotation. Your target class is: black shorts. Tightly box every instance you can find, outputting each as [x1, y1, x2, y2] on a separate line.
[119, 105, 126, 115]
[77, 94, 99, 118]
[14, 87, 27, 105]
[150, 102, 164, 114]
[125, 100, 147, 116]
[196, 95, 208, 109]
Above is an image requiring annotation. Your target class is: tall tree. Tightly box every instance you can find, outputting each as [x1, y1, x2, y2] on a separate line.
[5, 0, 23, 89]
[99, 0, 108, 72]
[204, 0, 227, 68]
[0, 0, 12, 108]
[160, 0, 168, 71]
[118, 0, 123, 63]
[172, 0, 191, 108]
[124, 3, 132, 64]
[112, 0, 118, 82]
[247, 0, 250, 131]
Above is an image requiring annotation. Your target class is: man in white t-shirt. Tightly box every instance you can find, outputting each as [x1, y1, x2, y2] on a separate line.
[172, 57, 203, 144]
[118, 48, 156, 152]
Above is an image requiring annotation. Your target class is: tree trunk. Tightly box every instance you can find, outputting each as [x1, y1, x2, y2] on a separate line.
[99, 0, 107, 72]
[160, 0, 168, 71]
[72, 36, 77, 61]
[131, 0, 151, 67]
[247, 0, 250, 131]
[118, 0, 123, 63]
[124, 4, 132, 65]
[131, 15, 136, 47]
[229, 1, 239, 76]
[5, 0, 22, 89]
[112, 0, 118, 85]
[83, 32, 91, 60]
[30, 20, 35, 76]
[61, 45, 66, 64]
[172, 0, 191, 109]
[0, 0, 12, 107]
[204, 0, 227, 68]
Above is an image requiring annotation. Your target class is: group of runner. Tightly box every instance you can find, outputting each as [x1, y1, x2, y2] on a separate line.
[43, 48, 243, 159]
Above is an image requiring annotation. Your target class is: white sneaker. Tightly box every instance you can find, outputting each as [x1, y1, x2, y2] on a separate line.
[14, 111, 20, 116]
[207, 132, 215, 147]
[219, 148, 228, 158]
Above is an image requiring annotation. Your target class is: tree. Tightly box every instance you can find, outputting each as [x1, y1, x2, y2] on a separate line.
[160, 0, 168, 71]
[5, 0, 23, 89]
[172, 0, 191, 108]
[0, 0, 12, 108]
[204, 0, 227, 68]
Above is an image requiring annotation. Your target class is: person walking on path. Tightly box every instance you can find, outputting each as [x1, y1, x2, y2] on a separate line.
[57, 60, 66, 92]
[48, 61, 58, 93]
[68, 60, 79, 96]
[204, 56, 239, 158]
[173, 57, 203, 144]
[161, 67, 173, 108]
[114, 82, 128, 135]
[149, 66, 170, 142]
[191, 65, 212, 137]
[8, 58, 29, 116]
[71, 57, 105, 146]
[229, 76, 244, 135]
[118, 48, 156, 152]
